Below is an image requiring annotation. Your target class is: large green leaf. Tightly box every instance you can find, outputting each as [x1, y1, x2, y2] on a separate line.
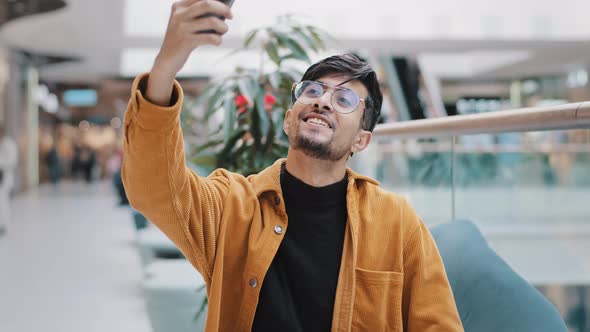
[218, 128, 247, 162]
[292, 26, 320, 52]
[247, 143, 258, 173]
[272, 104, 286, 130]
[279, 68, 303, 82]
[194, 84, 216, 105]
[244, 29, 259, 48]
[250, 105, 261, 147]
[205, 82, 230, 120]
[262, 121, 275, 155]
[210, 122, 223, 135]
[264, 39, 281, 65]
[254, 90, 271, 141]
[266, 71, 281, 91]
[232, 141, 252, 172]
[237, 76, 259, 105]
[271, 142, 289, 159]
[306, 26, 329, 49]
[191, 138, 224, 155]
[223, 93, 237, 142]
[277, 33, 311, 63]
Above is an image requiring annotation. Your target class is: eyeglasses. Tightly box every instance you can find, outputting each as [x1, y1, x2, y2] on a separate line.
[291, 81, 365, 114]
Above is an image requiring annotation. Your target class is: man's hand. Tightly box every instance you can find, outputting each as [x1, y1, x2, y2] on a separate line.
[146, 0, 233, 106]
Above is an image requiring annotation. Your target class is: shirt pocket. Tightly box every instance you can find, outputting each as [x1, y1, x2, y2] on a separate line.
[351, 268, 404, 332]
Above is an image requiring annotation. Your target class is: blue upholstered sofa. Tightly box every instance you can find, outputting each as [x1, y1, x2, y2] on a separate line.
[430, 220, 568, 332]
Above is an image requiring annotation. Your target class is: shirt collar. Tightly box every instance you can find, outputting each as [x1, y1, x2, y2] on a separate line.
[250, 158, 379, 197]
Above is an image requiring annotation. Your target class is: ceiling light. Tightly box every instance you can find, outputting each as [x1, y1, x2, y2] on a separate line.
[44, 93, 59, 113]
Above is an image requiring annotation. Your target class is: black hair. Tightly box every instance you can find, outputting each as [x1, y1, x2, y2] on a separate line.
[300, 54, 383, 131]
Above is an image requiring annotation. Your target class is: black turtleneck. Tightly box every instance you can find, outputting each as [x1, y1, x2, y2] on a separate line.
[252, 168, 348, 332]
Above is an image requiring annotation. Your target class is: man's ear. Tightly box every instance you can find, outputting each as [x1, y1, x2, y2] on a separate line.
[351, 130, 372, 153]
[283, 108, 293, 136]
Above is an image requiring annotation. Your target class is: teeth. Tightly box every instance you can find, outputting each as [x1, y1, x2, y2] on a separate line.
[307, 118, 329, 127]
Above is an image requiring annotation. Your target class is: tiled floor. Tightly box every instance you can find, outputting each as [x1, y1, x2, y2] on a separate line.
[0, 181, 151, 332]
[1, 178, 588, 331]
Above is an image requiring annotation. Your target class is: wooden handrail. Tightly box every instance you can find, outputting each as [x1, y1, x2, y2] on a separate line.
[373, 102, 590, 138]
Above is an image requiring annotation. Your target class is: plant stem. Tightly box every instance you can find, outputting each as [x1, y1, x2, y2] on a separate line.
[259, 43, 265, 82]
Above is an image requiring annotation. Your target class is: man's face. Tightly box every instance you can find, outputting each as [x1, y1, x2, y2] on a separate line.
[283, 75, 372, 161]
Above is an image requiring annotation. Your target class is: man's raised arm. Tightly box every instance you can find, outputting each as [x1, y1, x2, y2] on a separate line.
[122, 0, 233, 281]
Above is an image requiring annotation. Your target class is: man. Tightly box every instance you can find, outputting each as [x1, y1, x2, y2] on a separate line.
[0, 124, 18, 235]
[122, 1, 462, 331]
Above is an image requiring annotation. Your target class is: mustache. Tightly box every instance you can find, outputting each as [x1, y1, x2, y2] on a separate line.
[298, 109, 334, 126]
[298, 109, 327, 120]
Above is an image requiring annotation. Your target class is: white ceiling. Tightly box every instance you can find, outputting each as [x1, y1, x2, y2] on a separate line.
[0, 0, 589, 84]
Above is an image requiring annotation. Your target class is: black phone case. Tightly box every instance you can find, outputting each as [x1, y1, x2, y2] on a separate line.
[198, 0, 235, 34]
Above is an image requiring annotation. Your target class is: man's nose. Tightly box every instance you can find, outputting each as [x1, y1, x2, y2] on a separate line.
[313, 91, 333, 112]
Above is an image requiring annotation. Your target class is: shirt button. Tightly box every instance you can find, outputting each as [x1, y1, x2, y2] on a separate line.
[274, 196, 280, 205]
[249, 278, 258, 288]
[274, 225, 283, 234]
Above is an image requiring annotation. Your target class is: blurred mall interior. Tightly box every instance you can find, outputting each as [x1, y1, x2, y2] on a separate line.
[0, 0, 589, 331]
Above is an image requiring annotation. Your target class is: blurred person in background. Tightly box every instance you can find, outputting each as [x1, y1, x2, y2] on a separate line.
[56, 125, 74, 178]
[72, 143, 96, 183]
[106, 147, 123, 179]
[108, 146, 129, 205]
[0, 124, 18, 235]
[71, 142, 82, 178]
[46, 142, 62, 184]
[122, 1, 462, 331]
[79, 145, 96, 183]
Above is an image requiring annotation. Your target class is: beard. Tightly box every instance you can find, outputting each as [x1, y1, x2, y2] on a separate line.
[290, 120, 350, 161]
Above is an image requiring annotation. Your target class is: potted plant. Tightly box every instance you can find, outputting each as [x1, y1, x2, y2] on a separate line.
[183, 15, 330, 176]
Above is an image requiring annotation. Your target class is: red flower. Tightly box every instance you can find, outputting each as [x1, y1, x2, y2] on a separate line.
[234, 94, 250, 114]
[264, 93, 277, 111]
[234, 94, 248, 106]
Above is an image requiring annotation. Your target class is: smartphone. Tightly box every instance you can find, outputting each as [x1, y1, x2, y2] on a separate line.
[200, 0, 235, 34]
[220, 0, 235, 7]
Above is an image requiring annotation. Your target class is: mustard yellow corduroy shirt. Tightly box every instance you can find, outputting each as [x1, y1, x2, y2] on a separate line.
[122, 74, 463, 332]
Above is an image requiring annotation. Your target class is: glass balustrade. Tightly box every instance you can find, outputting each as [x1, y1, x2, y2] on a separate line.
[354, 127, 590, 331]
